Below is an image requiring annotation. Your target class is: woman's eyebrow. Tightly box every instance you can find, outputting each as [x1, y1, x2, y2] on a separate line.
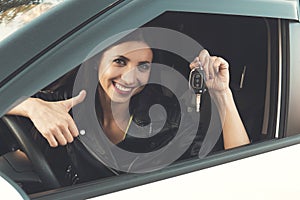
[115, 55, 130, 62]
[138, 61, 151, 65]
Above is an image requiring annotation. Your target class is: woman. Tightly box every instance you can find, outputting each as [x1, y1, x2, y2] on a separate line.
[7, 31, 249, 184]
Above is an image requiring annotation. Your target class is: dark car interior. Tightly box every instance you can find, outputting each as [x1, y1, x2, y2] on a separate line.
[0, 11, 279, 195]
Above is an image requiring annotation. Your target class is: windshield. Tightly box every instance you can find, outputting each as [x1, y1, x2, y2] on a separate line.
[0, 0, 64, 41]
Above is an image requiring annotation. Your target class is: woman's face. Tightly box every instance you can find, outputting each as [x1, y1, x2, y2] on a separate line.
[98, 41, 153, 103]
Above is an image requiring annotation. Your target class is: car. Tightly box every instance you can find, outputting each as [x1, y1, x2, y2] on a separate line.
[0, 171, 30, 200]
[1, 0, 300, 199]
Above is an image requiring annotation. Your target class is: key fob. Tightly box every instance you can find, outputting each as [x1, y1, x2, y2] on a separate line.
[189, 68, 206, 94]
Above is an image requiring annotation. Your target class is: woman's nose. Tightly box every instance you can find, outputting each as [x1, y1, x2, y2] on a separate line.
[121, 67, 137, 85]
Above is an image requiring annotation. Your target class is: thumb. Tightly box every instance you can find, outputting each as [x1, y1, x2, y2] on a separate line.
[63, 90, 87, 111]
[189, 57, 202, 70]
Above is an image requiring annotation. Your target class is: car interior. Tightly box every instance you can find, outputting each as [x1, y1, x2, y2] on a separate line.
[0, 11, 279, 195]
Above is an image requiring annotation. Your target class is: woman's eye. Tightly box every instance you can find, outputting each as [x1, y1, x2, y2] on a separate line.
[138, 63, 151, 72]
[113, 58, 126, 66]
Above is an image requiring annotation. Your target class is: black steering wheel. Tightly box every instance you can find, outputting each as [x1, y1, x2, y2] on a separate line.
[2, 115, 61, 189]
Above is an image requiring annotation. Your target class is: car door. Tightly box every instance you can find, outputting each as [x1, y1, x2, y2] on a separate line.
[1, 0, 300, 199]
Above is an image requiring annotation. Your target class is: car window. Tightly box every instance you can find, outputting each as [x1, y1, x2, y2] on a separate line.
[42, 10, 278, 145]
[0, 0, 64, 41]
[0, 10, 280, 198]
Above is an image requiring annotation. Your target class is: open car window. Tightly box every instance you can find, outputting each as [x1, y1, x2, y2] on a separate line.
[0, 9, 281, 198]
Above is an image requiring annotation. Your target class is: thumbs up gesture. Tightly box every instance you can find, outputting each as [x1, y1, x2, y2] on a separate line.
[27, 90, 86, 147]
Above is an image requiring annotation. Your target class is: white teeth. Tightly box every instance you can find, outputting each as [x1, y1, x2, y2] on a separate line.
[115, 83, 131, 92]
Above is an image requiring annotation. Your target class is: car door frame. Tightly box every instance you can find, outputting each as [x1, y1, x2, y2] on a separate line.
[1, 0, 300, 199]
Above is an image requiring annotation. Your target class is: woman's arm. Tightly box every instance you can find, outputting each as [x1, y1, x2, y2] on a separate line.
[6, 90, 86, 147]
[190, 49, 250, 149]
[210, 88, 250, 149]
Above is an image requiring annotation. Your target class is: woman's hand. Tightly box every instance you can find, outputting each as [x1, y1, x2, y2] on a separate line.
[9, 90, 86, 147]
[190, 49, 250, 149]
[190, 49, 230, 97]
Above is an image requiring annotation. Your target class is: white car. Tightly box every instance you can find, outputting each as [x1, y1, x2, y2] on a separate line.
[1, 0, 300, 199]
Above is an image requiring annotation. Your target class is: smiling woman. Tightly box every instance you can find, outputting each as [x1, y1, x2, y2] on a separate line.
[97, 40, 153, 144]
[98, 41, 153, 106]
[5, 27, 249, 186]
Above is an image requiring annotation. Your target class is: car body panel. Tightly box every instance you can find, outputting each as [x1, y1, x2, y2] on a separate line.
[0, 172, 29, 200]
[286, 21, 300, 136]
[94, 143, 300, 200]
[164, 0, 299, 20]
[29, 135, 300, 200]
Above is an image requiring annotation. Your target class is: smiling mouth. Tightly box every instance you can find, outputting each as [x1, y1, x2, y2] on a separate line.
[113, 81, 133, 94]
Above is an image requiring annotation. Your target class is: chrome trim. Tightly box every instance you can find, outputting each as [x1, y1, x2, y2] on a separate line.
[262, 18, 271, 135]
[275, 19, 283, 138]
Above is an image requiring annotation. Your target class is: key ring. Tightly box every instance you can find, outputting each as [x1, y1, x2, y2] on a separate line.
[189, 57, 206, 112]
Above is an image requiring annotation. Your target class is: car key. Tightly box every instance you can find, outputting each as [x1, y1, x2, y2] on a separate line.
[189, 62, 206, 112]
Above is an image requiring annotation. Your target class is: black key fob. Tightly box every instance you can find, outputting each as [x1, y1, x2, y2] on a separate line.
[189, 68, 206, 94]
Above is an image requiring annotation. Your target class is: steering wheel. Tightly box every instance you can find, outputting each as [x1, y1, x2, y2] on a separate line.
[2, 115, 61, 189]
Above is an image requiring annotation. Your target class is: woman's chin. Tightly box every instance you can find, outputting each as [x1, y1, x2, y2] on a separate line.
[109, 94, 132, 104]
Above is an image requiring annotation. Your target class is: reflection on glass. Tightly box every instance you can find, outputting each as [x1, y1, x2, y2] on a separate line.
[0, 0, 63, 41]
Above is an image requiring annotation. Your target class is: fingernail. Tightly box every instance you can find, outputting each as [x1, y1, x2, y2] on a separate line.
[192, 57, 202, 69]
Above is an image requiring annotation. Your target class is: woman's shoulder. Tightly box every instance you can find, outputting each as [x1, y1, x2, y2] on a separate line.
[33, 67, 79, 101]
[32, 88, 73, 101]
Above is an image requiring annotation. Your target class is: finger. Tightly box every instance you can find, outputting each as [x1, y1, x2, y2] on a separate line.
[52, 128, 67, 146]
[190, 57, 201, 69]
[208, 56, 217, 79]
[198, 49, 210, 78]
[214, 57, 229, 78]
[202, 54, 210, 80]
[63, 90, 86, 111]
[60, 124, 74, 143]
[198, 49, 209, 65]
[213, 57, 221, 74]
[217, 57, 229, 70]
[199, 49, 209, 57]
[45, 133, 58, 147]
[68, 118, 79, 138]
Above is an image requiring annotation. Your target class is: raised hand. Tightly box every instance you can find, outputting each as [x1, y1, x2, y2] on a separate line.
[9, 90, 87, 147]
[190, 49, 230, 96]
[190, 49, 250, 149]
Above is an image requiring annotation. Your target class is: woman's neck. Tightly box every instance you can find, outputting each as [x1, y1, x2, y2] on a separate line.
[97, 86, 131, 144]
[99, 89, 130, 121]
